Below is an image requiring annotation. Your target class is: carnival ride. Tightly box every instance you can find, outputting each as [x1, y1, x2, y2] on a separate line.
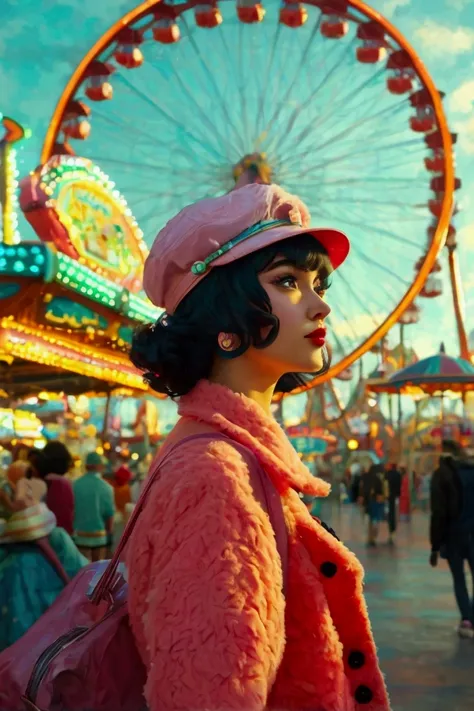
[38, 0, 458, 397]
[368, 345, 474, 465]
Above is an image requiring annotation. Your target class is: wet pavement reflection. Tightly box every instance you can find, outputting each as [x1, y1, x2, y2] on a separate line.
[329, 503, 474, 711]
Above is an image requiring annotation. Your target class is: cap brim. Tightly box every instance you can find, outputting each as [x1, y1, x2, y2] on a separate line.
[213, 223, 350, 271]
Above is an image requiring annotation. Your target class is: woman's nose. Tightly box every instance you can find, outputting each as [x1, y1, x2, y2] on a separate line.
[308, 294, 331, 320]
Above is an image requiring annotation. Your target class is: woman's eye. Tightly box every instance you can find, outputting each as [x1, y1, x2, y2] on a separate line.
[274, 275, 297, 289]
[273, 275, 330, 294]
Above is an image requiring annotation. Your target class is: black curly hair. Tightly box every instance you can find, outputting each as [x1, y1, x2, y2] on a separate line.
[131, 233, 333, 398]
[28, 441, 73, 479]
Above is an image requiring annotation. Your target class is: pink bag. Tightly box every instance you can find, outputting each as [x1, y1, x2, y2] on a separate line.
[0, 434, 287, 711]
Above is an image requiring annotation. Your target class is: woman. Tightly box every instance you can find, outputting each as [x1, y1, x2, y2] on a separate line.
[28, 442, 75, 535]
[128, 184, 390, 711]
[0, 499, 87, 650]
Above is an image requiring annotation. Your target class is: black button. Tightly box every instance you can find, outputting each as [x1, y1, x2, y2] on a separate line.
[348, 650, 365, 669]
[320, 561, 337, 578]
[355, 685, 373, 704]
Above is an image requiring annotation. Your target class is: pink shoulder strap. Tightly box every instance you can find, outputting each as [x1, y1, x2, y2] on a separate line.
[35, 537, 70, 586]
[91, 433, 288, 604]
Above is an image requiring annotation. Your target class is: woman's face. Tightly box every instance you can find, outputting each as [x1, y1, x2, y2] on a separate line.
[247, 254, 331, 379]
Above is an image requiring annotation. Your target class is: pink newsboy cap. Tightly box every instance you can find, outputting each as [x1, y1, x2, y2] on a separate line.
[143, 183, 350, 313]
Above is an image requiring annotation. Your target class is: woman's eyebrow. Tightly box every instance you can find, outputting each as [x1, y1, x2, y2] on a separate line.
[262, 258, 299, 273]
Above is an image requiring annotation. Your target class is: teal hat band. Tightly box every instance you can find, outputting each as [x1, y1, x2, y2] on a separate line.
[190, 218, 300, 276]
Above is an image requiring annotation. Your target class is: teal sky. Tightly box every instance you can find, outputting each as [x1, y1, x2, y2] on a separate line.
[2, 0, 474, 382]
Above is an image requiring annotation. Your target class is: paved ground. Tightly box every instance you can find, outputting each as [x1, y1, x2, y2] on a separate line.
[326, 503, 474, 711]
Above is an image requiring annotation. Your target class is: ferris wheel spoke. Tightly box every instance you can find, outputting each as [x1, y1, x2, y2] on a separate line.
[179, 16, 247, 155]
[261, 23, 355, 150]
[335, 271, 383, 327]
[278, 101, 408, 176]
[336, 255, 403, 309]
[273, 64, 387, 164]
[301, 192, 428, 219]
[186, 26, 235, 152]
[131, 182, 215, 211]
[350, 242, 412, 286]
[297, 186, 422, 214]
[295, 176, 424, 190]
[91, 154, 221, 180]
[236, 21, 252, 149]
[277, 136, 423, 181]
[216, 21, 268, 154]
[307, 203, 423, 251]
[144, 57, 235, 162]
[308, 68, 389, 137]
[308, 120, 421, 165]
[113, 72, 228, 162]
[254, 21, 282, 140]
[264, 34, 356, 156]
[308, 196, 424, 210]
[257, 14, 325, 143]
[90, 106, 210, 164]
[278, 149, 414, 184]
[228, 27, 263, 154]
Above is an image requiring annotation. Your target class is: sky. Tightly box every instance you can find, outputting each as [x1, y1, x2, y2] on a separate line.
[2, 0, 474, 387]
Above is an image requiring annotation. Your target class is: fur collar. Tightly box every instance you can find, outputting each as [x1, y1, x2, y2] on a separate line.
[178, 379, 330, 498]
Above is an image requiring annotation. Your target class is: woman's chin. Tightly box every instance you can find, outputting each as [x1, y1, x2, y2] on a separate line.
[288, 357, 324, 375]
[308, 353, 325, 373]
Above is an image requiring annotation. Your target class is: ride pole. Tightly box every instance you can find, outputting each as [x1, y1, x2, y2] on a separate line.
[397, 323, 405, 459]
[447, 244, 469, 360]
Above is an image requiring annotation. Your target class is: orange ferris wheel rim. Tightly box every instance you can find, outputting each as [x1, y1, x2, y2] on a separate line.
[40, 0, 454, 398]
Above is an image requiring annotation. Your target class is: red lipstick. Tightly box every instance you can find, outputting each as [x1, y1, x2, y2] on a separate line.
[305, 327, 326, 347]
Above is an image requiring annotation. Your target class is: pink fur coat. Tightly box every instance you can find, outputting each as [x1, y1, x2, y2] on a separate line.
[127, 380, 390, 711]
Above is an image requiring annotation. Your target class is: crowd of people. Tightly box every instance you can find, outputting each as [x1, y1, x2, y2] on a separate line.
[342, 460, 404, 546]
[0, 440, 140, 650]
[341, 442, 474, 639]
[342, 460, 434, 545]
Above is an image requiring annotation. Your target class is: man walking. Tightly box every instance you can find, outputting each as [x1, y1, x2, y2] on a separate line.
[73, 452, 115, 562]
[360, 463, 386, 547]
[430, 439, 474, 638]
[385, 463, 402, 545]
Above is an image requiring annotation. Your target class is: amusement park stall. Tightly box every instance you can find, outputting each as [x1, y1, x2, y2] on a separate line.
[0, 116, 167, 455]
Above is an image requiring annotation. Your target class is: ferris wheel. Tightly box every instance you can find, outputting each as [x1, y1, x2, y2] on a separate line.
[40, 0, 456, 394]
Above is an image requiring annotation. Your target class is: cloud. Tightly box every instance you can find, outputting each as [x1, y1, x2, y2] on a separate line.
[456, 223, 474, 250]
[449, 80, 474, 114]
[332, 314, 386, 341]
[446, 0, 471, 10]
[453, 115, 474, 154]
[382, 0, 411, 17]
[413, 20, 474, 58]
